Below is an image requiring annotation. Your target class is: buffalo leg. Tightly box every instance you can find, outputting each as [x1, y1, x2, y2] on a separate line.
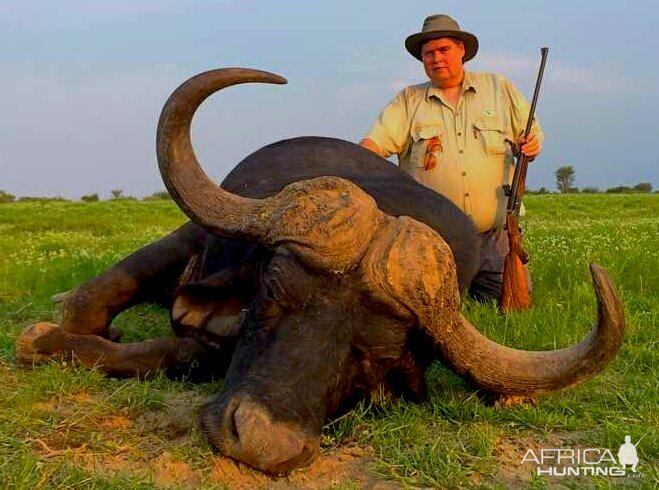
[60, 222, 209, 337]
[16, 322, 235, 380]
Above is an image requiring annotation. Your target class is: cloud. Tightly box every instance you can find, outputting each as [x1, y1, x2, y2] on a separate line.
[474, 51, 628, 94]
[343, 48, 631, 96]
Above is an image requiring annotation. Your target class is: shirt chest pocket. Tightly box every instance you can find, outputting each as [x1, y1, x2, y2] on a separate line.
[409, 125, 443, 169]
[473, 119, 509, 156]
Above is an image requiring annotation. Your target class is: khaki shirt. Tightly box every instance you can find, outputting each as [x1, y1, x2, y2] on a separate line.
[364, 71, 543, 232]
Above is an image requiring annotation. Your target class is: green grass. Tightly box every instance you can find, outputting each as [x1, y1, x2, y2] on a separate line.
[1, 195, 658, 489]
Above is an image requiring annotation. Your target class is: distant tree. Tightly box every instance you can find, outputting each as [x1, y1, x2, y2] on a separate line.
[568, 187, 580, 194]
[537, 186, 549, 194]
[110, 189, 124, 199]
[581, 186, 600, 194]
[81, 193, 100, 202]
[633, 182, 653, 193]
[555, 166, 575, 194]
[0, 190, 15, 203]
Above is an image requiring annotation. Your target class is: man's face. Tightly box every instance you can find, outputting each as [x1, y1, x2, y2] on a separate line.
[421, 37, 465, 88]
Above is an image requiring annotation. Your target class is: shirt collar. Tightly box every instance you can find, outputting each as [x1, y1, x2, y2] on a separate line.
[462, 71, 477, 92]
[426, 71, 477, 100]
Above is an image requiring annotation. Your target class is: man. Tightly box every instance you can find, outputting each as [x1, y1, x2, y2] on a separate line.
[361, 14, 543, 301]
[618, 435, 640, 473]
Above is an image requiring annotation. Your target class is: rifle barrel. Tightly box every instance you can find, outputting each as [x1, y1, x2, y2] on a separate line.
[634, 433, 647, 447]
[506, 47, 549, 215]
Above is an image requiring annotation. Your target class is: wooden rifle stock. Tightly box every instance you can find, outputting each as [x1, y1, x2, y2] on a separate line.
[500, 47, 549, 312]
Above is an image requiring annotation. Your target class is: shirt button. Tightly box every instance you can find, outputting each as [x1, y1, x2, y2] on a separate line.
[459, 150, 464, 154]
[465, 192, 470, 197]
[462, 171, 467, 176]
[457, 132, 462, 136]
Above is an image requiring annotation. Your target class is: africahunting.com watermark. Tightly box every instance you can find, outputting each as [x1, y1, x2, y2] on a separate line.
[520, 435, 646, 478]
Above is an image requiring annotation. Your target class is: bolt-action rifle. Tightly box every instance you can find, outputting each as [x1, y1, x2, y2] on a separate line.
[500, 47, 549, 312]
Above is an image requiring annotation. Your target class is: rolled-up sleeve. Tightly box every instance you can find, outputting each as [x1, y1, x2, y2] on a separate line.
[503, 77, 544, 154]
[364, 89, 410, 158]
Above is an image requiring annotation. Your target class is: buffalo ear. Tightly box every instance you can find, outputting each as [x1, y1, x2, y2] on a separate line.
[358, 215, 462, 331]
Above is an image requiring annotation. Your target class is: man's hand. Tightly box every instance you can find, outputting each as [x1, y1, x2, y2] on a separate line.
[518, 133, 542, 160]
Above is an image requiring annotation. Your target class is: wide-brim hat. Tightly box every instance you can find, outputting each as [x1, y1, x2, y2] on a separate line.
[405, 14, 479, 62]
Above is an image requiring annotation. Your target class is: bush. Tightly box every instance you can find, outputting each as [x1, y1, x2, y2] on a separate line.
[581, 186, 600, 194]
[17, 196, 69, 202]
[633, 182, 653, 193]
[606, 183, 654, 194]
[526, 187, 550, 195]
[0, 190, 15, 203]
[606, 186, 633, 194]
[81, 193, 100, 202]
[142, 191, 172, 201]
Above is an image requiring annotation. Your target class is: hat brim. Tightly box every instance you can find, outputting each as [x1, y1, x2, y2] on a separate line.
[405, 30, 479, 62]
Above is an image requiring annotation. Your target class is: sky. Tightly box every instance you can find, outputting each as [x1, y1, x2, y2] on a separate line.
[2, 0, 658, 198]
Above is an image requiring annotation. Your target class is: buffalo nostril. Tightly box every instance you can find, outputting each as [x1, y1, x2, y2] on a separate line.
[230, 406, 240, 441]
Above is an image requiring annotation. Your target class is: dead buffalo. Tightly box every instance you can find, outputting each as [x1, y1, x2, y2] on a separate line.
[17, 68, 625, 475]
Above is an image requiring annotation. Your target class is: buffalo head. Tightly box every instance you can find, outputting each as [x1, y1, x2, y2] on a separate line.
[157, 68, 624, 474]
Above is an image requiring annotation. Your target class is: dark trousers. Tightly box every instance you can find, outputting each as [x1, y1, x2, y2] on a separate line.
[468, 226, 532, 302]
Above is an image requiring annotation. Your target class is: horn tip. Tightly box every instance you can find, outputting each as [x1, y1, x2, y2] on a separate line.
[589, 261, 603, 275]
[588, 261, 625, 335]
[588, 262, 614, 294]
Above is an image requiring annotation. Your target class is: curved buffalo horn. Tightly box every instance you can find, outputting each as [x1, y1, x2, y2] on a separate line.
[157, 68, 287, 242]
[443, 264, 625, 395]
[362, 218, 624, 396]
[157, 68, 381, 272]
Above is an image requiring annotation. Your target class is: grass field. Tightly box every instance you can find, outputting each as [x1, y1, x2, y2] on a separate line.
[1, 194, 657, 489]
